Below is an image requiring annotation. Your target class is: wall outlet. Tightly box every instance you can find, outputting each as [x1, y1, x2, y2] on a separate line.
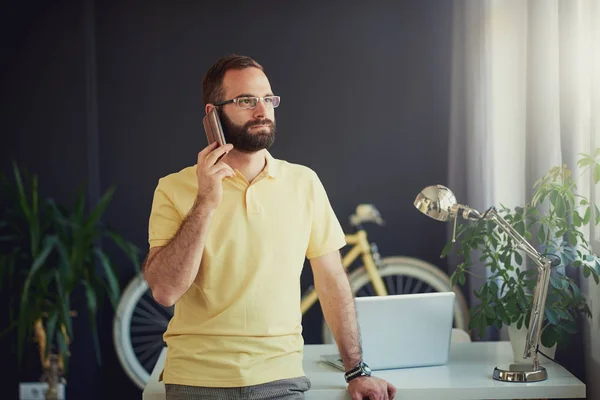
[19, 382, 65, 400]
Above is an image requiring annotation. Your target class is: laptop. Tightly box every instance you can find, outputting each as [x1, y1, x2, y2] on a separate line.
[321, 291, 455, 371]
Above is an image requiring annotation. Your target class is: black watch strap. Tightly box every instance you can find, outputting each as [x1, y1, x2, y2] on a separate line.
[344, 361, 372, 383]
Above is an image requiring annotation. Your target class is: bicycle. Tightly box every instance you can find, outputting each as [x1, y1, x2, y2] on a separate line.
[113, 204, 470, 390]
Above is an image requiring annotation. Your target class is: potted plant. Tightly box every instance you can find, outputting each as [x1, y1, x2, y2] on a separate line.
[442, 150, 600, 362]
[0, 163, 141, 398]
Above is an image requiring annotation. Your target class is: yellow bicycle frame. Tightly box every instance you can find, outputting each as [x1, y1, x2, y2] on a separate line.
[299, 229, 389, 314]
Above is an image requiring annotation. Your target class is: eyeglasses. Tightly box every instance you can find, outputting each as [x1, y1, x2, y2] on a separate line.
[214, 96, 281, 110]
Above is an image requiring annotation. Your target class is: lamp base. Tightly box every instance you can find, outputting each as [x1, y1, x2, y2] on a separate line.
[492, 364, 547, 382]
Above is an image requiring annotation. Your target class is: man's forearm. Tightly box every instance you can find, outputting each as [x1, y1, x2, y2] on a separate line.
[316, 269, 362, 370]
[144, 198, 214, 306]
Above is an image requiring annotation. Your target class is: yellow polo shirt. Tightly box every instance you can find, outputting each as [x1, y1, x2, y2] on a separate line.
[147, 151, 346, 387]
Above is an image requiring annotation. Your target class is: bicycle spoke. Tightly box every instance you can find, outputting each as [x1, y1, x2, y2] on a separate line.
[141, 292, 174, 320]
[134, 302, 164, 321]
[132, 333, 165, 345]
[143, 350, 162, 373]
[138, 296, 167, 319]
[134, 338, 165, 355]
[131, 325, 168, 334]
[385, 275, 396, 294]
[138, 340, 165, 366]
[356, 284, 376, 297]
[396, 275, 404, 294]
[412, 279, 424, 293]
[132, 315, 169, 327]
[365, 283, 375, 296]
[403, 277, 413, 294]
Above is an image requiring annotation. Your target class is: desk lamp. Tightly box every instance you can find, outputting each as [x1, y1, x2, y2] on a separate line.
[414, 184, 550, 382]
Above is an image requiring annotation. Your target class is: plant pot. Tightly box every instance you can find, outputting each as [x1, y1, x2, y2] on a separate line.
[508, 323, 556, 364]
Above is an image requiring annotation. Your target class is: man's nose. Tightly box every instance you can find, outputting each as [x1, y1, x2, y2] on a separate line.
[252, 99, 268, 118]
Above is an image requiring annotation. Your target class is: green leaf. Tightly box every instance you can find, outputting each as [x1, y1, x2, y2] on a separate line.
[506, 295, 518, 315]
[555, 195, 566, 218]
[588, 266, 600, 285]
[515, 221, 525, 236]
[11, 163, 32, 224]
[583, 207, 591, 224]
[94, 249, 120, 308]
[441, 241, 454, 258]
[489, 281, 499, 297]
[106, 229, 141, 272]
[56, 328, 69, 375]
[83, 281, 102, 365]
[594, 163, 600, 184]
[54, 270, 73, 340]
[550, 274, 563, 290]
[537, 226, 546, 244]
[578, 155, 594, 168]
[571, 281, 582, 299]
[514, 252, 523, 266]
[450, 271, 458, 287]
[545, 308, 559, 325]
[541, 326, 558, 348]
[573, 212, 582, 227]
[595, 204, 600, 225]
[584, 266, 591, 278]
[83, 281, 97, 318]
[459, 272, 465, 286]
[567, 231, 578, 246]
[53, 239, 73, 290]
[84, 186, 115, 231]
[21, 235, 57, 305]
[556, 308, 570, 320]
[45, 310, 59, 359]
[517, 315, 524, 330]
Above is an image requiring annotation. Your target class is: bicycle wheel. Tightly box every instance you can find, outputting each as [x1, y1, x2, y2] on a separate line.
[321, 256, 470, 344]
[113, 274, 173, 389]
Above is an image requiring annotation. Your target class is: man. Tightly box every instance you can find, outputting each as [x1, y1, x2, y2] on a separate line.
[143, 54, 396, 400]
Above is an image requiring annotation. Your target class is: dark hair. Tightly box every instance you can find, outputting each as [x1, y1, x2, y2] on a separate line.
[202, 54, 263, 106]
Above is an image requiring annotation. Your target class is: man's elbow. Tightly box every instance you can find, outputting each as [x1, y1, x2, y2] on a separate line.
[144, 273, 178, 307]
[149, 285, 177, 308]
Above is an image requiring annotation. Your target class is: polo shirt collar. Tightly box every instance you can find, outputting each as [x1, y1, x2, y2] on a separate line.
[264, 151, 278, 178]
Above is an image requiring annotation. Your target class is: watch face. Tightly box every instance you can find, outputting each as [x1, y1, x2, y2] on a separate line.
[362, 362, 372, 374]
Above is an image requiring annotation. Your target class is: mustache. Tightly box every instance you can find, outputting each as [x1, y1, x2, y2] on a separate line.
[245, 119, 274, 129]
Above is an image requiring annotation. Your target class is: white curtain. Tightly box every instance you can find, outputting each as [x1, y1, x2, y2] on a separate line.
[449, 0, 600, 396]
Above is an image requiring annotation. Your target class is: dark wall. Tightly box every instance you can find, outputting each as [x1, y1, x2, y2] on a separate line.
[1, 1, 453, 398]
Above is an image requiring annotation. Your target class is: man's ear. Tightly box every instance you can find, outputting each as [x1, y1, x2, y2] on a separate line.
[205, 104, 215, 115]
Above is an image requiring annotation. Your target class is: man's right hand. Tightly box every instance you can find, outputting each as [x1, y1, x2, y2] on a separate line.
[196, 142, 235, 210]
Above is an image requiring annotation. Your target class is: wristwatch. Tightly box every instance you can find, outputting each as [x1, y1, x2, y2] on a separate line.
[344, 361, 372, 383]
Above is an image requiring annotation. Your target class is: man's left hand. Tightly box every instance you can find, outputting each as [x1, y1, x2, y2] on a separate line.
[347, 376, 396, 400]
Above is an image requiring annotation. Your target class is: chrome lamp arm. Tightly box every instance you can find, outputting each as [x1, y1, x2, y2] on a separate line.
[482, 207, 552, 372]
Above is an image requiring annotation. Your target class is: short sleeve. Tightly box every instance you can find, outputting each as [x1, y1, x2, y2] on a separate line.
[306, 171, 347, 259]
[148, 180, 183, 248]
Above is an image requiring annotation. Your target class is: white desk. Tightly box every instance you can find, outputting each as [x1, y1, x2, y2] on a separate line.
[143, 342, 586, 400]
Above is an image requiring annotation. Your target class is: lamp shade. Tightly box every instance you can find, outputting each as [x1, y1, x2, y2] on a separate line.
[413, 184, 457, 222]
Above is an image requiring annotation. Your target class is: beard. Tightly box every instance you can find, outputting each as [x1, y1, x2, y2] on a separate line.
[219, 111, 276, 153]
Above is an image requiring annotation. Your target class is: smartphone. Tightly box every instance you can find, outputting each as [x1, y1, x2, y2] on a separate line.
[203, 107, 227, 147]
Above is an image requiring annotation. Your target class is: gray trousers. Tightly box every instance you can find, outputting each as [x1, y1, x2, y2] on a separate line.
[165, 376, 311, 400]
